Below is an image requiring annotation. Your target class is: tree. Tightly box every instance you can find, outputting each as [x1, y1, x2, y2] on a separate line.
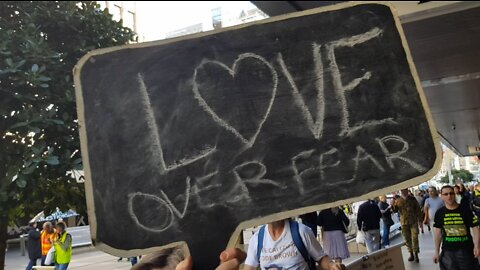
[0, 2, 136, 268]
[440, 169, 474, 184]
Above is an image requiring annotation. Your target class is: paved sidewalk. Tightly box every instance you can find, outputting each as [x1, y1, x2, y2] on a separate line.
[5, 246, 132, 270]
[344, 229, 439, 270]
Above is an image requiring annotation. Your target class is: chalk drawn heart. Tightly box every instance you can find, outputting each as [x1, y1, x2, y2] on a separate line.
[192, 53, 278, 147]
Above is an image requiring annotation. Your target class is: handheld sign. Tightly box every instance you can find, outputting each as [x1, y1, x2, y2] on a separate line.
[347, 243, 405, 270]
[74, 2, 441, 268]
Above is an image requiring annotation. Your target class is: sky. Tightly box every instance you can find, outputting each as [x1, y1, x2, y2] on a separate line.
[134, 1, 259, 41]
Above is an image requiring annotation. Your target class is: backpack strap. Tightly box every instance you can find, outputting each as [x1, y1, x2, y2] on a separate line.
[289, 220, 311, 266]
[257, 225, 266, 263]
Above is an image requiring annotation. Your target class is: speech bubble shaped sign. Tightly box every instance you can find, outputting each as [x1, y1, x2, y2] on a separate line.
[74, 3, 441, 269]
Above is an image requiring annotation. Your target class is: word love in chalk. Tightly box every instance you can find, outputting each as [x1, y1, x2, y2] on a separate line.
[190, 27, 387, 149]
[137, 27, 389, 176]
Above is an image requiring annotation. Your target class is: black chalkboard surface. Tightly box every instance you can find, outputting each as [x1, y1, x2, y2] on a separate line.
[74, 3, 441, 269]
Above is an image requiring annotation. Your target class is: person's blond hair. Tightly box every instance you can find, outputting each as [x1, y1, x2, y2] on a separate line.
[132, 246, 186, 270]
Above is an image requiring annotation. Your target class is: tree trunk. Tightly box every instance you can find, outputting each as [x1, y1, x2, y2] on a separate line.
[0, 214, 7, 270]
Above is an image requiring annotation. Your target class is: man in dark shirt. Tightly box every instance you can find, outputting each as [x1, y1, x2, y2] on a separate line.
[25, 222, 41, 270]
[300, 211, 318, 237]
[357, 199, 382, 253]
[378, 195, 394, 248]
[434, 185, 480, 270]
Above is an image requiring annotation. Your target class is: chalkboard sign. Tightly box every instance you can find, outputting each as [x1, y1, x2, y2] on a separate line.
[74, 2, 441, 268]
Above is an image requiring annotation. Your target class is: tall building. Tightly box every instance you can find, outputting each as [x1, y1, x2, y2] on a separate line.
[236, 7, 268, 24]
[98, 2, 268, 42]
[165, 23, 203, 39]
[99, 1, 139, 40]
[221, 6, 268, 28]
[157, 4, 268, 41]
[432, 144, 480, 184]
[211, 7, 222, 29]
[454, 155, 480, 181]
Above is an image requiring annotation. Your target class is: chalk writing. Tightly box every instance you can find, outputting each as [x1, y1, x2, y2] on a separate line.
[319, 147, 340, 181]
[376, 135, 427, 172]
[128, 177, 191, 232]
[326, 27, 384, 136]
[133, 28, 424, 222]
[191, 171, 221, 209]
[277, 48, 325, 139]
[348, 145, 385, 182]
[128, 192, 173, 232]
[278, 27, 394, 140]
[192, 53, 278, 148]
[291, 149, 315, 195]
[137, 74, 216, 175]
[233, 161, 286, 189]
[346, 118, 398, 136]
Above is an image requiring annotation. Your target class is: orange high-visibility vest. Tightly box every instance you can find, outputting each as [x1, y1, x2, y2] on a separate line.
[41, 230, 57, 255]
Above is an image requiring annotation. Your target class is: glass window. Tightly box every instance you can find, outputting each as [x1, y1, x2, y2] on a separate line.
[125, 11, 136, 31]
[211, 7, 222, 29]
[112, 4, 122, 22]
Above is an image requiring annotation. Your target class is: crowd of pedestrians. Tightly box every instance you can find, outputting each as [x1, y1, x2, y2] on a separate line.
[126, 183, 480, 270]
[148, 183, 479, 270]
[350, 183, 480, 270]
[23, 183, 480, 270]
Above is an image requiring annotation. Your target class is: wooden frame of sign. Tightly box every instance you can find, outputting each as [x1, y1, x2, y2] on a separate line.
[74, 2, 442, 268]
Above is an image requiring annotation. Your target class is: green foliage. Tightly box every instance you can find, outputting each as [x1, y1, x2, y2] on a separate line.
[440, 169, 474, 184]
[0, 1, 136, 224]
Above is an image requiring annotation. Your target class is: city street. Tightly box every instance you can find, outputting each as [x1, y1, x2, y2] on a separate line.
[5, 230, 441, 270]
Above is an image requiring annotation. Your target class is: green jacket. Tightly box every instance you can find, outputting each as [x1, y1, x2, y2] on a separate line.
[392, 195, 421, 225]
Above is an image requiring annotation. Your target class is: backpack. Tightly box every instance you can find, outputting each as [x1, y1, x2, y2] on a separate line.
[256, 220, 316, 270]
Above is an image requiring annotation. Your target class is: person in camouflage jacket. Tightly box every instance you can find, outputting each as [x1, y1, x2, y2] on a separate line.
[392, 188, 422, 262]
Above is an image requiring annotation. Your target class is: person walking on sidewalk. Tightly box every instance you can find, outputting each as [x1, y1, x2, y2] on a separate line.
[424, 186, 444, 233]
[41, 222, 57, 266]
[471, 183, 480, 219]
[317, 207, 350, 263]
[378, 195, 394, 248]
[357, 199, 382, 253]
[53, 221, 72, 270]
[415, 190, 429, 233]
[392, 188, 421, 262]
[433, 185, 480, 270]
[25, 222, 42, 270]
[300, 211, 318, 237]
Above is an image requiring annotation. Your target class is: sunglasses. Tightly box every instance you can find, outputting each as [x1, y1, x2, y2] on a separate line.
[442, 192, 455, 196]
